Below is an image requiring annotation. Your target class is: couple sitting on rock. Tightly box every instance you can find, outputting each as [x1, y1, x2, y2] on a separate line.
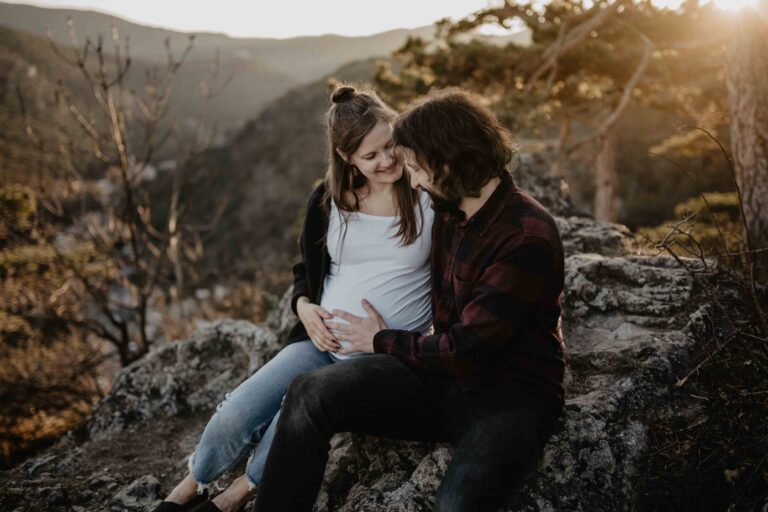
[153, 84, 566, 512]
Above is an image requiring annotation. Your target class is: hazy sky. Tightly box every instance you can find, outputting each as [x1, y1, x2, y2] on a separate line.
[3, 0, 753, 38]
[4, 0, 505, 38]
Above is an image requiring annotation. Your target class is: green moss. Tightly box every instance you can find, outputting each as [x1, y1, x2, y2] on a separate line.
[637, 192, 741, 258]
[0, 185, 37, 234]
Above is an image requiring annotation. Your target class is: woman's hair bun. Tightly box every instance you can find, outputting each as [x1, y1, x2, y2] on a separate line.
[332, 86, 356, 104]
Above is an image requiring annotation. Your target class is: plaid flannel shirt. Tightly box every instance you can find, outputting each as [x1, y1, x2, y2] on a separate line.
[373, 173, 566, 412]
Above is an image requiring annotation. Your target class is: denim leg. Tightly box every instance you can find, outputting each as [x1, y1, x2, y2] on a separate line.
[244, 409, 280, 488]
[188, 340, 333, 488]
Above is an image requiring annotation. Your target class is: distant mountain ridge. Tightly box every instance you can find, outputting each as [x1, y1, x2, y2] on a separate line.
[0, 2, 533, 135]
[0, 2, 439, 131]
[1, 1, 532, 277]
[0, 24, 98, 183]
[0, 2, 437, 77]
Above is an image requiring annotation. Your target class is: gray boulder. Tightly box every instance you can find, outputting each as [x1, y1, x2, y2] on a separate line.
[88, 320, 281, 441]
[514, 153, 576, 218]
[310, 252, 702, 512]
[0, 217, 705, 512]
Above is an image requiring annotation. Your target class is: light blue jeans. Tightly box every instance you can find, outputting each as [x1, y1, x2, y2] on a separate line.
[187, 340, 336, 490]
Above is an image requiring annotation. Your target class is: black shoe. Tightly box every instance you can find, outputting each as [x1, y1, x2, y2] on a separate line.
[152, 489, 209, 512]
[190, 501, 224, 512]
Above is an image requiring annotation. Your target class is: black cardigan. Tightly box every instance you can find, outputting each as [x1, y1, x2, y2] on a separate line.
[285, 182, 332, 344]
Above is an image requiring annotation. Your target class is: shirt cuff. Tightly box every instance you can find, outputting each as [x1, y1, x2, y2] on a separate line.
[373, 329, 397, 354]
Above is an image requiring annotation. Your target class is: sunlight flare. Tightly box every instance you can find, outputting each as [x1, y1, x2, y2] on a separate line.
[653, 0, 762, 11]
[712, 0, 761, 11]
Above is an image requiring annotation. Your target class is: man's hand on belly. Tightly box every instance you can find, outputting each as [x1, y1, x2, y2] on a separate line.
[324, 299, 388, 354]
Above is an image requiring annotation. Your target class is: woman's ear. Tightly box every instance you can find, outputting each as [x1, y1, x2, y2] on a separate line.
[335, 147, 350, 163]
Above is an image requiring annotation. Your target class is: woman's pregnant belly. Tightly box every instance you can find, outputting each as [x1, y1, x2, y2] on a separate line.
[320, 262, 432, 359]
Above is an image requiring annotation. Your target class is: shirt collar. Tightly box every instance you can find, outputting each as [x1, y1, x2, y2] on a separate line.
[441, 173, 515, 235]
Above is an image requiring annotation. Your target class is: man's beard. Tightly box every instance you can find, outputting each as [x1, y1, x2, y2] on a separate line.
[424, 187, 462, 217]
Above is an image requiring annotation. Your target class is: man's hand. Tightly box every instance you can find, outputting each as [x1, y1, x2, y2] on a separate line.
[296, 297, 341, 352]
[325, 299, 388, 354]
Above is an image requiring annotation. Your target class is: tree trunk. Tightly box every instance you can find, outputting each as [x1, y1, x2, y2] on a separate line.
[726, 3, 768, 253]
[552, 117, 571, 178]
[593, 127, 619, 223]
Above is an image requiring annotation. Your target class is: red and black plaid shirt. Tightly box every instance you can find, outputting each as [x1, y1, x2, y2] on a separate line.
[374, 173, 566, 413]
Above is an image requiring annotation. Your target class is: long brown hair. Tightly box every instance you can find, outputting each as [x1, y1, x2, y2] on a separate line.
[392, 89, 514, 209]
[324, 84, 423, 246]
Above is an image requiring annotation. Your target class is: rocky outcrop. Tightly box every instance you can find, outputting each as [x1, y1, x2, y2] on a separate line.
[308, 252, 703, 512]
[87, 321, 282, 441]
[556, 216, 632, 257]
[515, 153, 577, 218]
[0, 216, 705, 512]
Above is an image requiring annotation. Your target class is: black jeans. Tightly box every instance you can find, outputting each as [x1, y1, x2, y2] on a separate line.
[253, 354, 557, 512]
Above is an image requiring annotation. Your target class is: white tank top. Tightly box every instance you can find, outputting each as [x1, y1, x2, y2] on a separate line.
[321, 190, 434, 360]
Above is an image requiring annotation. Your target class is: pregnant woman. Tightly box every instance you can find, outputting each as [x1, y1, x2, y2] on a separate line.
[153, 85, 434, 512]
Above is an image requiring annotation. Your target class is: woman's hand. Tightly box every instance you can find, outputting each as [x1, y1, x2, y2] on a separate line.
[296, 297, 340, 352]
[325, 299, 388, 354]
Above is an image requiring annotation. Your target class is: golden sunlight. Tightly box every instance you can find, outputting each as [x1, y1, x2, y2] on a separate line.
[653, 0, 762, 11]
[711, 0, 761, 10]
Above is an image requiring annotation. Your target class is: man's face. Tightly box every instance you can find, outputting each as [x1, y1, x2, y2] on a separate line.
[399, 148, 436, 192]
[398, 147, 461, 213]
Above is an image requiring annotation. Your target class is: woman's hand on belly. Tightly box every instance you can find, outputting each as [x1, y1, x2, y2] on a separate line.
[297, 297, 341, 352]
[324, 299, 388, 355]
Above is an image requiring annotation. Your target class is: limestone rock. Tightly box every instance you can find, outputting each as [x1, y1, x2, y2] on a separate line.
[514, 153, 576, 217]
[308, 254, 702, 512]
[556, 216, 632, 257]
[0, 248, 706, 511]
[265, 283, 299, 340]
[87, 320, 280, 440]
[108, 475, 160, 512]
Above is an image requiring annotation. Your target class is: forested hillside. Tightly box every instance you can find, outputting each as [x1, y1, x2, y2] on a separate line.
[0, 2, 436, 131]
[0, 25, 91, 184]
[178, 59, 379, 279]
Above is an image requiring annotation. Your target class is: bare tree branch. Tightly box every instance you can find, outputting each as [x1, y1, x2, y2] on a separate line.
[528, 0, 629, 89]
[565, 37, 653, 155]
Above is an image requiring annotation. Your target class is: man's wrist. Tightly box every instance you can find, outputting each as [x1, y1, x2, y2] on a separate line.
[373, 329, 392, 354]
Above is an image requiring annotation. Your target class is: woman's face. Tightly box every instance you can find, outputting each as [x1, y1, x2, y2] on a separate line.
[342, 120, 402, 186]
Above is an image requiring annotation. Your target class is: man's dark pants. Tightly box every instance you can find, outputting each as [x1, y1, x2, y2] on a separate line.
[254, 354, 558, 512]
